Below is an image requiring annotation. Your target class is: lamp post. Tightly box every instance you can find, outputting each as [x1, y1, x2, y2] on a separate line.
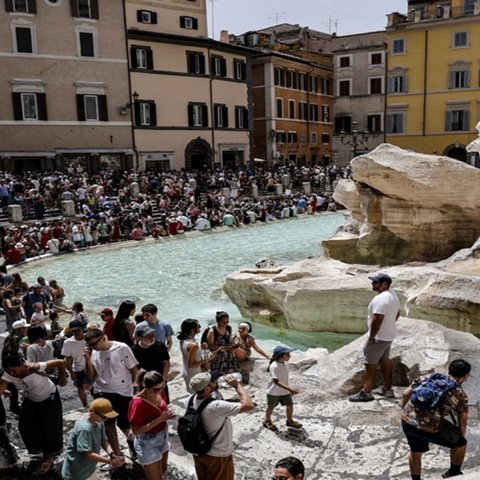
[340, 121, 370, 159]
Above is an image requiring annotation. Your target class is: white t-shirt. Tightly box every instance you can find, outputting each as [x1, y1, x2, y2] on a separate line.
[367, 289, 400, 342]
[61, 337, 87, 372]
[91, 341, 138, 397]
[192, 396, 241, 457]
[2, 363, 55, 402]
[266, 361, 290, 396]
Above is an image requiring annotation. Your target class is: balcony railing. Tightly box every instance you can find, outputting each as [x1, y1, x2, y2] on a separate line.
[391, 2, 479, 26]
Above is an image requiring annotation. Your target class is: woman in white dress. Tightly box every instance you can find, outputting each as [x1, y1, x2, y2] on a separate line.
[177, 319, 212, 393]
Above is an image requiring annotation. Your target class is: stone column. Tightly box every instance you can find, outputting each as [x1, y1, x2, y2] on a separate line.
[62, 200, 76, 217]
[302, 182, 311, 194]
[251, 184, 259, 199]
[7, 205, 22, 223]
[274, 184, 283, 196]
[130, 182, 140, 198]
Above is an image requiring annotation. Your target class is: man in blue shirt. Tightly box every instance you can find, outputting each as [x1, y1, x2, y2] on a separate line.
[134, 303, 174, 351]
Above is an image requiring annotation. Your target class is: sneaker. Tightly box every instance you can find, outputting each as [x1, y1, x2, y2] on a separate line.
[441, 471, 463, 478]
[373, 386, 395, 398]
[349, 390, 374, 402]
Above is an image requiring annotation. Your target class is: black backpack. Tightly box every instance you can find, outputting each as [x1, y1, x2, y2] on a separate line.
[178, 395, 225, 456]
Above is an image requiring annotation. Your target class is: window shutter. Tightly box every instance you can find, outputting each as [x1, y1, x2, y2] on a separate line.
[76, 94, 86, 121]
[465, 70, 470, 88]
[180, 16, 186, 28]
[187, 54, 195, 73]
[136, 10, 143, 22]
[149, 102, 156, 126]
[37, 93, 47, 120]
[27, 0, 37, 14]
[90, 0, 99, 19]
[5, 0, 14, 12]
[463, 110, 469, 131]
[151, 12, 157, 24]
[201, 105, 208, 126]
[220, 58, 226, 77]
[193, 18, 198, 29]
[12, 93, 23, 120]
[445, 111, 451, 131]
[187, 105, 194, 127]
[243, 108, 249, 128]
[134, 102, 141, 126]
[222, 106, 228, 127]
[241, 61, 246, 80]
[448, 71, 454, 89]
[146, 48, 153, 69]
[403, 75, 408, 92]
[130, 47, 139, 68]
[98, 95, 108, 121]
[71, 0, 79, 17]
[199, 54, 205, 74]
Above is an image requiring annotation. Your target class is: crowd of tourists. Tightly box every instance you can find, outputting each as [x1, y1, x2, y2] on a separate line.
[0, 165, 346, 265]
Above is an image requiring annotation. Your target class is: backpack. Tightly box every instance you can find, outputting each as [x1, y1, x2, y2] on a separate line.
[178, 396, 225, 456]
[410, 373, 458, 411]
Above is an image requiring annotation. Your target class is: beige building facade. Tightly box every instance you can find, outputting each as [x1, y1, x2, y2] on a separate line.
[0, 0, 133, 172]
[126, 0, 252, 170]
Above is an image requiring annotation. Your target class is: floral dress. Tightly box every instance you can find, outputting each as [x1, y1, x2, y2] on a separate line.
[209, 327, 239, 375]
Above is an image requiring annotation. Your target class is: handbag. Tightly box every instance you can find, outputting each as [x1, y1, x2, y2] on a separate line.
[438, 412, 463, 444]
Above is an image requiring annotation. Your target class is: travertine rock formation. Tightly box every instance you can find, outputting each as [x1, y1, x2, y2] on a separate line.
[324, 144, 480, 265]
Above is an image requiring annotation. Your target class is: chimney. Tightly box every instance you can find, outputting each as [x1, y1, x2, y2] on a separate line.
[219, 30, 230, 43]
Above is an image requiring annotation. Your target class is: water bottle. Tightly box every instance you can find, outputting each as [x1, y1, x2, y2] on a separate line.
[217, 372, 242, 388]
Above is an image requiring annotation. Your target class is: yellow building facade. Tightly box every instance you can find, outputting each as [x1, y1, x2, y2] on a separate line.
[386, 0, 480, 160]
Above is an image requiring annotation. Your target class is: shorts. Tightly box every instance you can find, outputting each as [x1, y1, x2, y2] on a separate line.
[73, 370, 93, 389]
[267, 394, 293, 409]
[364, 340, 392, 364]
[402, 421, 467, 453]
[134, 428, 170, 466]
[93, 392, 131, 431]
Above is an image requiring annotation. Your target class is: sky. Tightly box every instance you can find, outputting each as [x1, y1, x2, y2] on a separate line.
[208, 0, 407, 39]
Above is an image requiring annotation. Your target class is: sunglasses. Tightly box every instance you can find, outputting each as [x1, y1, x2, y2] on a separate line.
[87, 335, 104, 347]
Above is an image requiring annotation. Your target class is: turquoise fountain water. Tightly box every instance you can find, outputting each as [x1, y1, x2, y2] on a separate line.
[17, 213, 358, 351]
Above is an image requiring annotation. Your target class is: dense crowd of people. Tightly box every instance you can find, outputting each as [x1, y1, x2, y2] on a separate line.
[0, 165, 347, 265]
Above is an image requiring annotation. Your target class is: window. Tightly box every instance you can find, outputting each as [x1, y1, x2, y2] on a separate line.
[288, 100, 295, 119]
[211, 56, 226, 77]
[134, 101, 156, 126]
[448, 69, 470, 89]
[235, 106, 248, 128]
[276, 131, 286, 143]
[298, 102, 307, 120]
[298, 73, 307, 91]
[369, 77, 383, 95]
[276, 98, 283, 118]
[71, 0, 99, 20]
[309, 75, 318, 93]
[233, 59, 246, 80]
[186, 52, 205, 74]
[311, 132, 317, 144]
[309, 103, 318, 121]
[335, 115, 352, 133]
[367, 114, 382, 133]
[321, 77, 332, 95]
[214, 104, 228, 128]
[386, 113, 404, 134]
[322, 105, 330, 122]
[338, 80, 351, 96]
[137, 10, 158, 24]
[14, 26, 34, 53]
[274, 67, 284, 86]
[188, 103, 208, 127]
[79, 31, 95, 57]
[180, 16, 198, 29]
[445, 109, 469, 131]
[338, 56, 351, 68]
[453, 31, 468, 48]
[464, 0, 475, 14]
[12, 92, 47, 120]
[369, 52, 383, 66]
[76, 94, 107, 121]
[388, 74, 408, 93]
[131, 46, 153, 70]
[286, 70, 297, 89]
[321, 133, 329, 144]
[392, 38, 405, 55]
[288, 131, 298, 144]
[6, 0, 37, 13]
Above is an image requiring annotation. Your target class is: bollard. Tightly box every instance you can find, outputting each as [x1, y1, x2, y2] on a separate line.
[130, 182, 140, 198]
[302, 182, 311, 194]
[61, 200, 76, 217]
[7, 205, 22, 223]
[274, 184, 283, 196]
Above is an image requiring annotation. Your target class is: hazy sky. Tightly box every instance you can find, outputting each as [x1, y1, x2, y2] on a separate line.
[208, 0, 407, 39]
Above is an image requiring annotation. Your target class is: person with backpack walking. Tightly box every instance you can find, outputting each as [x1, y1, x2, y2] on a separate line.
[179, 371, 255, 480]
[401, 359, 471, 479]
[349, 273, 400, 402]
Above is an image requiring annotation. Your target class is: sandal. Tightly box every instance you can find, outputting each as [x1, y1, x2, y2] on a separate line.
[286, 419, 303, 429]
[33, 457, 54, 476]
[263, 420, 278, 431]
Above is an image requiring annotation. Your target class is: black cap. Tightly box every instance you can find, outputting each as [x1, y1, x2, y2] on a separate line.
[368, 273, 392, 285]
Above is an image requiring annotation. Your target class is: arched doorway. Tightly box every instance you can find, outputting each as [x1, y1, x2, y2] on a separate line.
[185, 137, 212, 170]
[444, 144, 467, 162]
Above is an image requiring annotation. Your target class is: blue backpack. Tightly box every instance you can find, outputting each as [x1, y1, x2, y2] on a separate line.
[410, 373, 458, 411]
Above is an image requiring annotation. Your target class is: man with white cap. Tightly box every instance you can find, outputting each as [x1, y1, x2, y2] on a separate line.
[349, 273, 400, 402]
[62, 398, 125, 479]
[188, 371, 255, 480]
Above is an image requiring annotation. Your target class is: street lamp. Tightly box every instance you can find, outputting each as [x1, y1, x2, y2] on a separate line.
[340, 121, 370, 159]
